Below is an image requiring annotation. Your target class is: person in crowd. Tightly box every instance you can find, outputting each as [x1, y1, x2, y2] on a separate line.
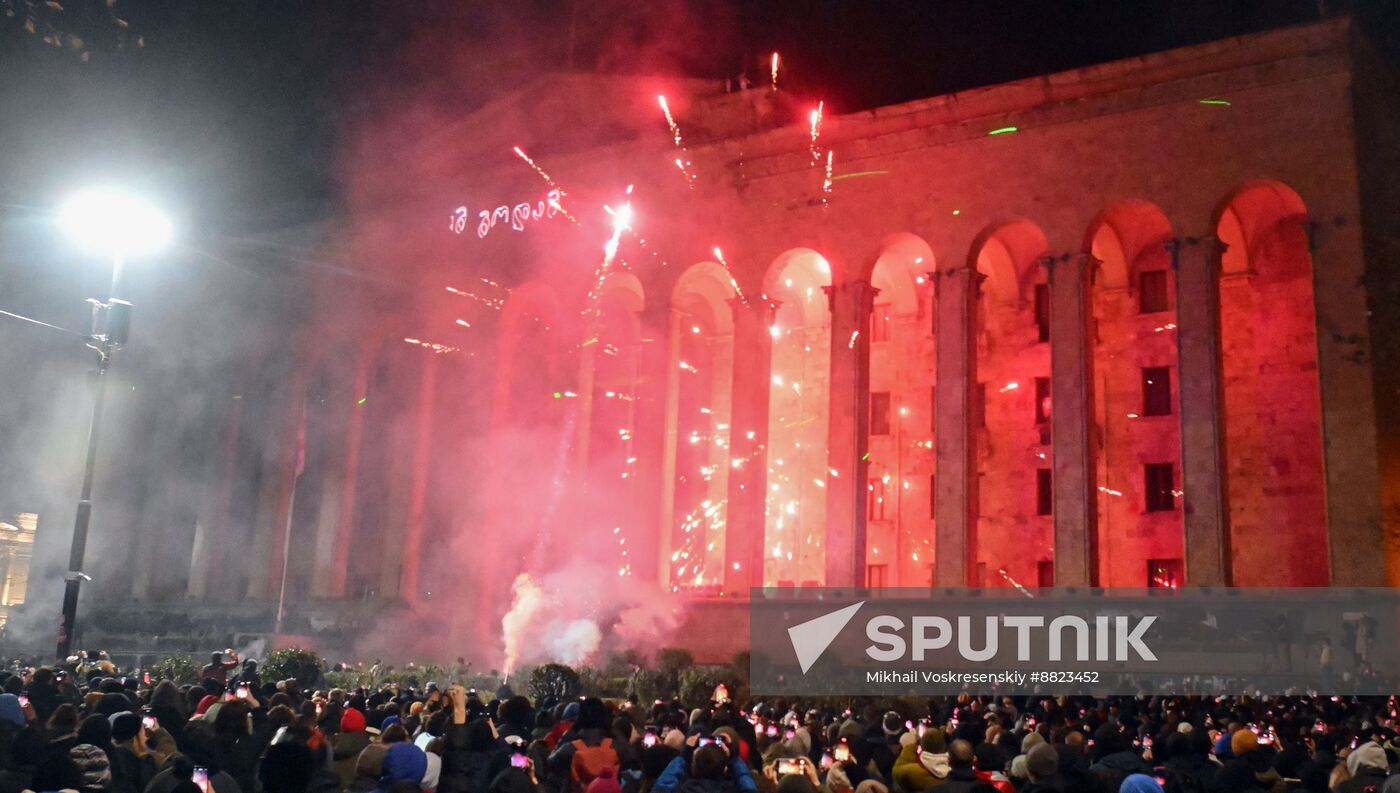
[1339, 741, 1389, 793]
[936, 739, 997, 793]
[202, 651, 241, 686]
[107, 711, 158, 793]
[892, 726, 949, 792]
[1022, 743, 1064, 793]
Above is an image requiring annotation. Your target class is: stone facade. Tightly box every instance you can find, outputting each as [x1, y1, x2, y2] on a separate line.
[162, 18, 1398, 645]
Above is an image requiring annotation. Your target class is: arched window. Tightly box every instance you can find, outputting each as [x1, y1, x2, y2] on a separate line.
[1084, 200, 1177, 586]
[763, 249, 832, 586]
[666, 263, 736, 591]
[969, 220, 1047, 589]
[866, 234, 935, 585]
[1215, 180, 1327, 585]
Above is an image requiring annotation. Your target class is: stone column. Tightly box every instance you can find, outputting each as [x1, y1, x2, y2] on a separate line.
[309, 344, 372, 598]
[933, 267, 981, 587]
[1047, 253, 1099, 586]
[824, 280, 876, 588]
[620, 304, 674, 587]
[398, 352, 439, 604]
[248, 364, 310, 600]
[654, 308, 684, 589]
[1169, 237, 1230, 586]
[724, 297, 777, 593]
[1304, 220, 1385, 585]
[188, 382, 246, 599]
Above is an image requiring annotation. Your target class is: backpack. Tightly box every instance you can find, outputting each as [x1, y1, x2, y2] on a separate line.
[571, 737, 620, 790]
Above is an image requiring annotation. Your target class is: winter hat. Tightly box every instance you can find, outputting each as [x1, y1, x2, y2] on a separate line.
[854, 781, 889, 793]
[1230, 728, 1259, 757]
[1022, 731, 1046, 754]
[1009, 755, 1029, 780]
[381, 714, 403, 732]
[586, 765, 623, 793]
[341, 707, 367, 733]
[1120, 773, 1165, 793]
[194, 694, 218, 716]
[1212, 731, 1233, 759]
[1346, 741, 1388, 776]
[882, 712, 904, 736]
[1026, 743, 1058, 780]
[70, 743, 112, 789]
[919, 727, 947, 754]
[839, 719, 864, 742]
[0, 694, 23, 727]
[109, 711, 142, 742]
[562, 701, 581, 723]
[382, 742, 430, 784]
[1177, 722, 1193, 734]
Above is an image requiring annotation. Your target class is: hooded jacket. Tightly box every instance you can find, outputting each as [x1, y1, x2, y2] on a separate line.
[892, 743, 949, 792]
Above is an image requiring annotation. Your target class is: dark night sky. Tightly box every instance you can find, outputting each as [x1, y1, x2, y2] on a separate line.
[1, 0, 1396, 237]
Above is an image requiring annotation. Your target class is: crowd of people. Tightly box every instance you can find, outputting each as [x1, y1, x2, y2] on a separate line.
[2, 649, 1400, 793]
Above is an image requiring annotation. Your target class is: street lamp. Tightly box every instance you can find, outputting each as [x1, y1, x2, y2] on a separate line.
[54, 187, 171, 660]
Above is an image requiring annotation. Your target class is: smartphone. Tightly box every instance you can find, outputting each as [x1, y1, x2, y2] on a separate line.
[17, 695, 28, 708]
[777, 759, 803, 775]
[236, 687, 250, 699]
[643, 732, 658, 748]
[143, 714, 158, 732]
[833, 743, 851, 763]
[511, 752, 529, 769]
[766, 724, 778, 738]
[143, 672, 151, 685]
[192, 767, 211, 793]
[698, 737, 715, 747]
[1143, 735, 1153, 749]
[820, 753, 833, 769]
[784, 729, 796, 741]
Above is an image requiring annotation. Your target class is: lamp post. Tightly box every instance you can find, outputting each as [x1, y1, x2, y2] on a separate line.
[55, 188, 171, 661]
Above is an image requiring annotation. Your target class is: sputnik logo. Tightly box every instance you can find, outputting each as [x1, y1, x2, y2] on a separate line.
[788, 601, 864, 673]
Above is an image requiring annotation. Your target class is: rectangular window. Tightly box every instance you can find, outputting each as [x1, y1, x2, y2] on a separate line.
[1037, 560, 1055, 589]
[973, 382, 986, 428]
[1142, 366, 1172, 417]
[1140, 270, 1169, 313]
[870, 392, 891, 435]
[1144, 463, 1176, 512]
[1034, 377, 1051, 424]
[929, 473, 936, 518]
[1036, 468, 1053, 516]
[1034, 283, 1050, 342]
[1147, 558, 1183, 589]
[867, 478, 887, 521]
[871, 303, 892, 343]
[866, 564, 888, 588]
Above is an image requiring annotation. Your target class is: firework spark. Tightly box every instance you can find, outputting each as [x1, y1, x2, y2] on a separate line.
[658, 95, 682, 147]
[712, 246, 749, 307]
[770, 52, 780, 90]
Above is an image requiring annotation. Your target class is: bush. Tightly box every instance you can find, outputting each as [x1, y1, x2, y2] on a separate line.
[261, 647, 325, 688]
[628, 668, 668, 704]
[528, 663, 581, 703]
[152, 653, 203, 685]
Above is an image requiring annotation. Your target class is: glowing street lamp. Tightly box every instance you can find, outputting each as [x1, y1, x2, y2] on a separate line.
[54, 187, 171, 661]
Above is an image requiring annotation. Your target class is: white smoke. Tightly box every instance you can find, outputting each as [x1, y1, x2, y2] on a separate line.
[500, 564, 683, 676]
